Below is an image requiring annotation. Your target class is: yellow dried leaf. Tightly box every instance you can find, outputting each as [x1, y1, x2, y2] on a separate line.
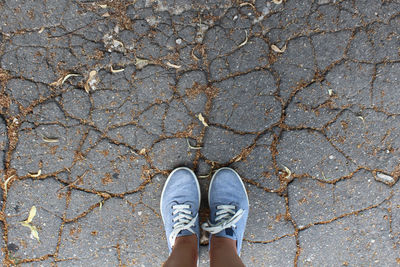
[102, 12, 110, 17]
[27, 206, 37, 223]
[328, 89, 333, 96]
[135, 57, 149, 69]
[30, 225, 40, 242]
[99, 4, 107, 8]
[4, 175, 15, 196]
[50, 73, 80, 87]
[197, 113, 208, 127]
[42, 136, 59, 143]
[239, 2, 255, 8]
[20, 222, 40, 242]
[111, 66, 125, 73]
[84, 70, 97, 93]
[166, 62, 181, 69]
[238, 30, 248, 48]
[28, 170, 41, 178]
[282, 165, 291, 180]
[139, 148, 146, 154]
[20, 207, 40, 243]
[186, 138, 202, 150]
[271, 44, 286, 53]
[272, 0, 283, 4]
[38, 27, 45, 34]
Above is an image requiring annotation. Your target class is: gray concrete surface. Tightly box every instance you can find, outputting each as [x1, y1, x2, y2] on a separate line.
[0, 0, 399, 266]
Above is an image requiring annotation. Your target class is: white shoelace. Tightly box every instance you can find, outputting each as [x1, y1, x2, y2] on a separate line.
[169, 204, 197, 247]
[201, 205, 244, 234]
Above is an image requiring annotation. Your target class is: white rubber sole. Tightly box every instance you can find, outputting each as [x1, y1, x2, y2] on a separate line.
[160, 167, 201, 224]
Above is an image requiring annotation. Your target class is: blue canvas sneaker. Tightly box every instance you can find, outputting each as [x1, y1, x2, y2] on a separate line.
[160, 167, 201, 254]
[202, 167, 249, 256]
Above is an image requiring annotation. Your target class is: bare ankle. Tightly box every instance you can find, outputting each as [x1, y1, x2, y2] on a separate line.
[210, 236, 237, 253]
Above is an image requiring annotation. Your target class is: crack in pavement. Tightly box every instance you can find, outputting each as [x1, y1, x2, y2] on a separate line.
[0, 0, 399, 266]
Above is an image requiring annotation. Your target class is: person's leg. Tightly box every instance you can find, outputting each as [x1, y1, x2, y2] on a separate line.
[209, 236, 245, 267]
[163, 235, 198, 267]
[160, 167, 201, 266]
[202, 168, 249, 267]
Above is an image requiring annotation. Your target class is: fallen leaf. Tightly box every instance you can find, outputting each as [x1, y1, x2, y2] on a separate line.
[38, 27, 45, 34]
[27, 206, 36, 223]
[99, 4, 107, 8]
[282, 165, 291, 180]
[139, 148, 146, 154]
[197, 113, 209, 127]
[42, 136, 59, 143]
[110, 66, 125, 73]
[239, 2, 255, 8]
[272, 0, 283, 4]
[166, 62, 181, 69]
[135, 57, 149, 69]
[102, 12, 110, 17]
[271, 44, 286, 53]
[112, 39, 124, 48]
[186, 138, 202, 150]
[84, 70, 97, 93]
[28, 170, 41, 178]
[328, 89, 333, 96]
[3, 175, 15, 196]
[30, 225, 40, 242]
[50, 73, 80, 87]
[238, 30, 248, 48]
[20, 222, 40, 242]
[357, 116, 365, 124]
[191, 47, 199, 61]
[20, 206, 40, 242]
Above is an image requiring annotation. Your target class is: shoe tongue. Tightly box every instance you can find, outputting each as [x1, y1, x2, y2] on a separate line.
[214, 227, 237, 240]
[177, 229, 194, 237]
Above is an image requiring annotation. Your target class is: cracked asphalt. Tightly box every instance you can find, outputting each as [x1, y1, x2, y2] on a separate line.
[0, 0, 399, 266]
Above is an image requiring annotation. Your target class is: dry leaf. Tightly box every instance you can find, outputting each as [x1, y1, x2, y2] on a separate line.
[191, 47, 199, 61]
[28, 170, 41, 178]
[135, 57, 149, 69]
[239, 2, 255, 8]
[186, 139, 202, 150]
[272, 0, 283, 4]
[50, 73, 80, 87]
[271, 44, 286, 53]
[357, 116, 365, 124]
[30, 225, 40, 242]
[20, 206, 40, 242]
[166, 62, 181, 69]
[282, 165, 291, 180]
[20, 222, 40, 242]
[42, 136, 59, 143]
[102, 12, 110, 17]
[139, 148, 146, 154]
[238, 30, 248, 48]
[328, 89, 333, 96]
[197, 113, 208, 127]
[111, 66, 125, 73]
[99, 4, 107, 8]
[38, 27, 45, 34]
[27, 206, 37, 223]
[4, 175, 15, 196]
[84, 70, 97, 93]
